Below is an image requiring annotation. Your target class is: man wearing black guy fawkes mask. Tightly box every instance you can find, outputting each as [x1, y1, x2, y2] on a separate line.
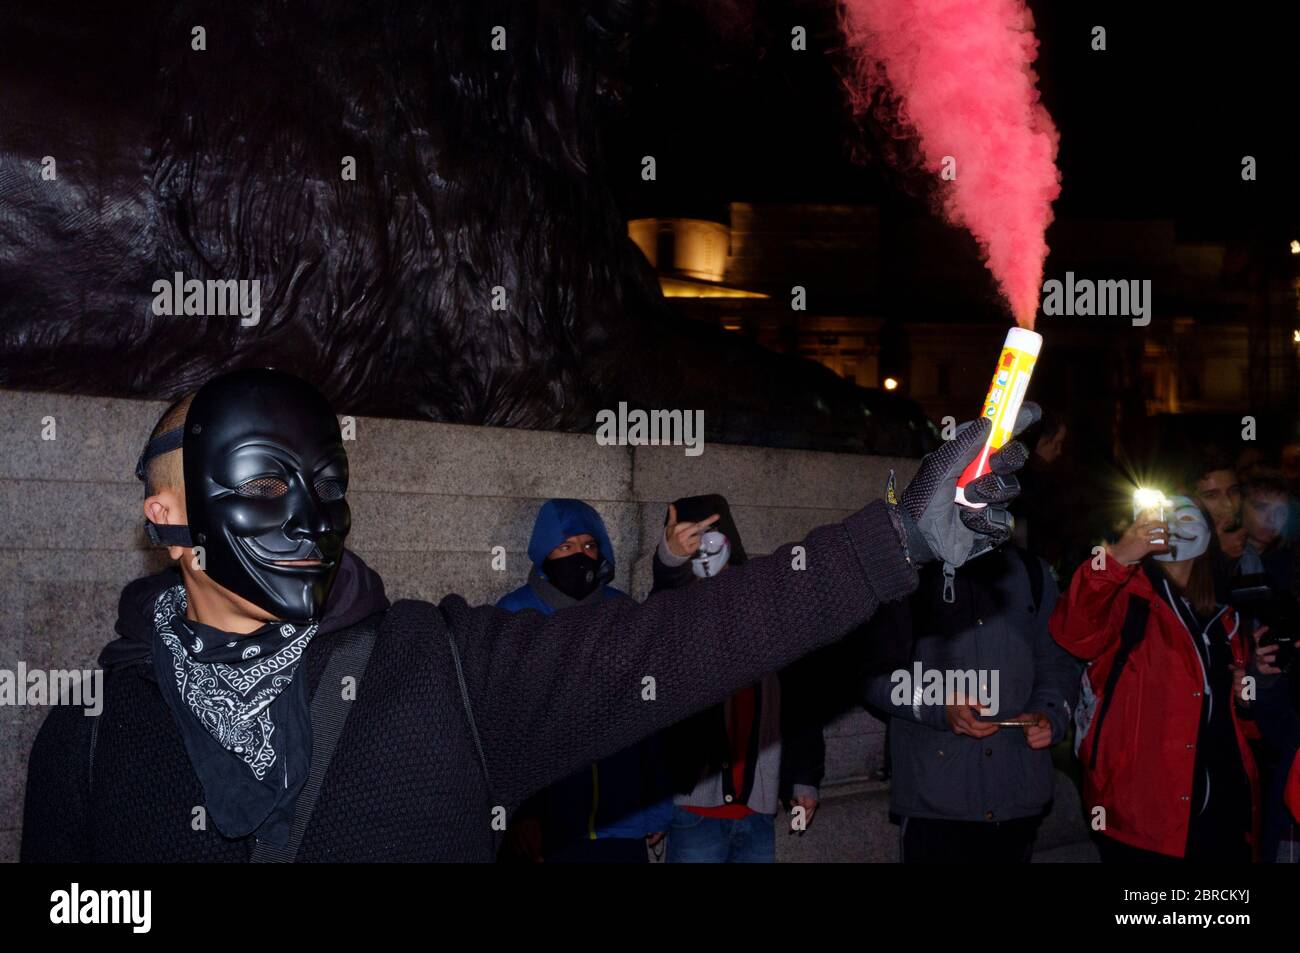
[104, 369, 383, 848]
[23, 367, 1040, 863]
[178, 369, 352, 623]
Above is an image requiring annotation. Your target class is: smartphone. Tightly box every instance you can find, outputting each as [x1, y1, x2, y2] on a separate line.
[1132, 492, 1166, 544]
[978, 716, 1041, 728]
[1132, 500, 1164, 522]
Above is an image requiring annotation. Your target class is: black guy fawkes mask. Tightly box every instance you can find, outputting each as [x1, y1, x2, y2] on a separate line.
[141, 368, 351, 622]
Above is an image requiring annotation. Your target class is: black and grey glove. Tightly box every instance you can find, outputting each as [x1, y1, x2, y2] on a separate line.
[896, 402, 1040, 575]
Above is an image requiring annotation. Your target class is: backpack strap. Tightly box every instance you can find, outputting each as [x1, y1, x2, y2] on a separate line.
[436, 604, 498, 854]
[250, 613, 381, 863]
[446, 624, 493, 795]
[1087, 594, 1150, 770]
[384, 599, 493, 795]
[87, 659, 150, 800]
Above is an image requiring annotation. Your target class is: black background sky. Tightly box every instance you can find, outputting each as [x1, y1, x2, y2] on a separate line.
[606, 0, 1297, 245]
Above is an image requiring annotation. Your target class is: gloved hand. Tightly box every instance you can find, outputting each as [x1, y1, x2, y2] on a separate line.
[897, 402, 1040, 569]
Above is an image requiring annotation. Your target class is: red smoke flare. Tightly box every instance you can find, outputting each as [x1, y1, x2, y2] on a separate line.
[841, 0, 1060, 327]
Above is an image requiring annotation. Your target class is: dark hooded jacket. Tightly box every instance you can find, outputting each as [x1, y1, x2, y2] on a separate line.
[71, 551, 391, 845]
[497, 500, 673, 846]
[653, 495, 825, 812]
[22, 500, 916, 862]
[863, 547, 1079, 823]
[497, 498, 622, 614]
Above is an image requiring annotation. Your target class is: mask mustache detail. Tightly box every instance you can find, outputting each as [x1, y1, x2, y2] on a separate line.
[241, 536, 336, 565]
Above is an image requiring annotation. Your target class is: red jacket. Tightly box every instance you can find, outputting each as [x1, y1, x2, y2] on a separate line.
[1050, 557, 1259, 858]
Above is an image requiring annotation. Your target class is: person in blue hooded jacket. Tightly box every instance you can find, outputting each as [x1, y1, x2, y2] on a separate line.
[496, 498, 674, 862]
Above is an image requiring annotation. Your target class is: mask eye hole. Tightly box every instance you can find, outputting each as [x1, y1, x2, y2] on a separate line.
[235, 477, 289, 499]
[314, 479, 346, 502]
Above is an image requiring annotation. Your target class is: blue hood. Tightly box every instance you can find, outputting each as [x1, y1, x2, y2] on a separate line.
[526, 498, 616, 572]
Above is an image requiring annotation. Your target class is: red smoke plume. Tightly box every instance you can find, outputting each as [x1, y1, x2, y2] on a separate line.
[841, 0, 1060, 327]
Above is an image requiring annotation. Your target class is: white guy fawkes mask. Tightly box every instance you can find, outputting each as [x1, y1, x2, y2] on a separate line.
[1154, 494, 1211, 563]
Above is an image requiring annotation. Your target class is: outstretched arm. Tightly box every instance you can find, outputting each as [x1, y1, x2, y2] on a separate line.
[444, 501, 917, 809]
[446, 407, 1038, 809]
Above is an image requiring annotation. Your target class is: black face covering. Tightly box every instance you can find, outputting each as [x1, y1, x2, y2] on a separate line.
[144, 368, 351, 622]
[542, 553, 602, 601]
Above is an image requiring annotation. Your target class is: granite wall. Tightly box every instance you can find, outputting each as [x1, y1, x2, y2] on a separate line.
[0, 389, 926, 862]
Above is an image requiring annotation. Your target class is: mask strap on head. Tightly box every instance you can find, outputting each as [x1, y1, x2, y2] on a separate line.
[136, 426, 194, 548]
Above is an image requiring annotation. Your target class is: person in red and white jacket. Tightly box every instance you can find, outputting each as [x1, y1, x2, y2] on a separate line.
[1050, 494, 1259, 862]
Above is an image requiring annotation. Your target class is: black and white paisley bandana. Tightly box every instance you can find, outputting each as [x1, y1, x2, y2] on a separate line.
[152, 584, 316, 842]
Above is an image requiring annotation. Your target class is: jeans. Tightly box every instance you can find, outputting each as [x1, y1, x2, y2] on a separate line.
[665, 807, 775, 863]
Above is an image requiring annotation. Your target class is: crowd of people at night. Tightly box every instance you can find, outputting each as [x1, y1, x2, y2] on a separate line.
[494, 412, 1300, 864]
[18, 369, 1300, 865]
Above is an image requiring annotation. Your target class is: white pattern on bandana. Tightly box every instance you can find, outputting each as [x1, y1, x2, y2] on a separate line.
[153, 585, 317, 781]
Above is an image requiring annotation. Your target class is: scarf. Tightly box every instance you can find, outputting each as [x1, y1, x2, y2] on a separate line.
[152, 585, 316, 844]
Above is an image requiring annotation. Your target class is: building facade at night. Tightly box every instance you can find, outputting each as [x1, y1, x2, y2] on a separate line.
[630, 204, 1299, 454]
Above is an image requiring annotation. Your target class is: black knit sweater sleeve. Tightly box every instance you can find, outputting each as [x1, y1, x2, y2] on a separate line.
[442, 500, 917, 809]
[21, 703, 94, 862]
